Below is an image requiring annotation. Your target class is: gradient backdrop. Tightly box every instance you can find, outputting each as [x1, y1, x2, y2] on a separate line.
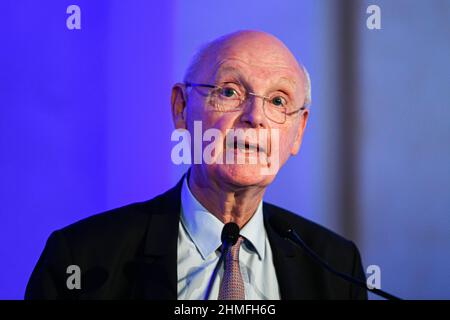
[1, 0, 449, 299]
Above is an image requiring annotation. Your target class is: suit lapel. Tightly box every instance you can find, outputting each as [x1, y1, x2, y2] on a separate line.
[263, 203, 318, 299]
[133, 177, 184, 300]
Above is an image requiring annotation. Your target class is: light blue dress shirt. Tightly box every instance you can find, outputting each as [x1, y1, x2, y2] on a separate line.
[177, 176, 281, 300]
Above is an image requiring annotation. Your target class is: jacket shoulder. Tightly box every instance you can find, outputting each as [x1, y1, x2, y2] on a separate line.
[263, 202, 357, 252]
[25, 186, 181, 299]
[57, 188, 177, 256]
[264, 202, 367, 300]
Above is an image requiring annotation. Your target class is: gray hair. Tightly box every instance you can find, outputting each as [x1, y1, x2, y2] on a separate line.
[301, 64, 312, 108]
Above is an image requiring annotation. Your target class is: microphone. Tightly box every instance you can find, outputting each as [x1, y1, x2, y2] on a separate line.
[270, 215, 401, 300]
[221, 222, 240, 249]
[204, 222, 240, 300]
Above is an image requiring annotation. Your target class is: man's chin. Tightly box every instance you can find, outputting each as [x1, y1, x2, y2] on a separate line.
[212, 163, 276, 188]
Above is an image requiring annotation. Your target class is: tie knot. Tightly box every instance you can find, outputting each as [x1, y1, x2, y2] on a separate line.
[228, 236, 244, 261]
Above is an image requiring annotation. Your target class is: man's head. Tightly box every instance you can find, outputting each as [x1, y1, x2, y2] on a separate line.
[171, 30, 310, 190]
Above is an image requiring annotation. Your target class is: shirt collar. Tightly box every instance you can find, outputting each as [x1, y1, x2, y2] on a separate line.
[180, 175, 266, 261]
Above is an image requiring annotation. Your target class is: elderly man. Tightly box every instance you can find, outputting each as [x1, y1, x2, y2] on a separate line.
[26, 30, 367, 300]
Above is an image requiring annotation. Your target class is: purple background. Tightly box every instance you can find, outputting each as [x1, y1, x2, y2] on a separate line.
[1, 0, 449, 299]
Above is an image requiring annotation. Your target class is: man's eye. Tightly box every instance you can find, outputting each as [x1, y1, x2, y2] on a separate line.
[271, 96, 287, 107]
[220, 87, 238, 98]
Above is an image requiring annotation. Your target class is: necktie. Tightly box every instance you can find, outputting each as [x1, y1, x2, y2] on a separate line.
[218, 236, 245, 300]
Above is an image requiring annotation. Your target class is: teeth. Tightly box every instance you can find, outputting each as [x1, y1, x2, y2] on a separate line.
[236, 141, 257, 152]
[226, 139, 264, 153]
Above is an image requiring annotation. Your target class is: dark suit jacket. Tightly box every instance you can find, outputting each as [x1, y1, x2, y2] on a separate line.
[25, 177, 367, 300]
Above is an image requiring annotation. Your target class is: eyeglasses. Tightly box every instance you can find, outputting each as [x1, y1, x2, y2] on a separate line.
[185, 82, 306, 124]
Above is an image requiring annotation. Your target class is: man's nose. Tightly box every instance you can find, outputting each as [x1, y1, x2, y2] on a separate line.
[239, 95, 269, 128]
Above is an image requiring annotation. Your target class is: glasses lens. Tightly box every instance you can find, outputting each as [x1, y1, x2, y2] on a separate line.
[206, 84, 290, 123]
[209, 85, 243, 112]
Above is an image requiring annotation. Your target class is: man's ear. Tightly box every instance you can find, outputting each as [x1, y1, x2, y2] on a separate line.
[171, 83, 188, 129]
[290, 109, 309, 156]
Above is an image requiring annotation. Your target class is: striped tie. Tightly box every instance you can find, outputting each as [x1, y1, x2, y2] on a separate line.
[218, 236, 245, 300]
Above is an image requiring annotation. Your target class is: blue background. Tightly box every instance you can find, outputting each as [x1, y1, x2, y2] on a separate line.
[1, 0, 449, 299]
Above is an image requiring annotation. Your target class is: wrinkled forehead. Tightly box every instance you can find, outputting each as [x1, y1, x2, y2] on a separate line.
[212, 58, 300, 87]
[200, 42, 304, 91]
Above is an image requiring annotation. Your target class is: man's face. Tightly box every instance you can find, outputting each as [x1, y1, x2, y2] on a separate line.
[175, 33, 309, 190]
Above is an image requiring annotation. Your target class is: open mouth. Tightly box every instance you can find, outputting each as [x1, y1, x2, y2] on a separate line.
[226, 138, 266, 154]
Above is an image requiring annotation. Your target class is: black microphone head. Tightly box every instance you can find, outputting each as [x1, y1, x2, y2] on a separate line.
[269, 214, 292, 238]
[221, 222, 240, 246]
